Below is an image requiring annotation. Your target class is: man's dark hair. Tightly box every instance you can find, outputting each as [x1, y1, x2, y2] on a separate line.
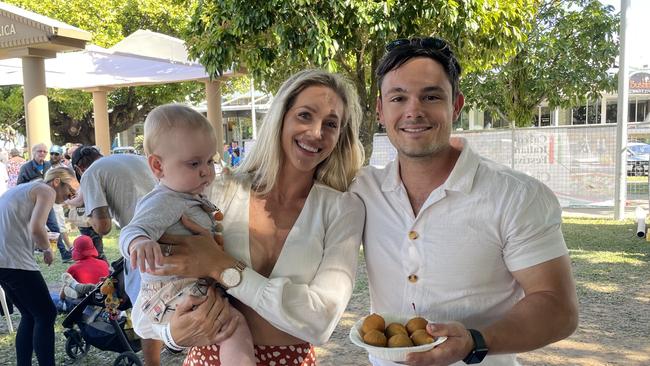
[71, 146, 102, 171]
[376, 37, 462, 99]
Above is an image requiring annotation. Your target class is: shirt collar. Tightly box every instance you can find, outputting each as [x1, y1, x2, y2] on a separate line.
[443, 137, 480, 194]
[380, 137, 480, 195]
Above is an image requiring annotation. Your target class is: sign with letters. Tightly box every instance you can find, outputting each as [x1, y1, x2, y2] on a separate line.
[0, 23, 16, 37]
[630, 72, 650, 94]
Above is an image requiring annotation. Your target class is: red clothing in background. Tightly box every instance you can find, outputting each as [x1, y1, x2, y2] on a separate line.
[66, 257, 109, 284]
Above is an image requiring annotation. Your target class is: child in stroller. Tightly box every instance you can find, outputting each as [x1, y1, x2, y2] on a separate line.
[62, 257, 142, 366]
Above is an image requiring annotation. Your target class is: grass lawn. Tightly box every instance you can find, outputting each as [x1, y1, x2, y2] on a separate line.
[1, 218, 649, 365]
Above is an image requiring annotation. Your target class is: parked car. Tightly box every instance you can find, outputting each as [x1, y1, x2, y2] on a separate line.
[627, 142, 650, 176]
[111, 146, 138, 155]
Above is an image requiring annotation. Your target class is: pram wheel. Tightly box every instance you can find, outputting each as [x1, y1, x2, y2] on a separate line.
[113, 351, 143, 366]
[64, 329, 91, 359]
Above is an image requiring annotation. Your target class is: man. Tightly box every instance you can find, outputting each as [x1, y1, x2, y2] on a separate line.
[71, 146, 162, 365]
[16, 143, 50, 184]
[17, 143, 71, 262]
[49, 145, 73, 251]
[49, 145, 65, 167]
[350, 37, 578, 366]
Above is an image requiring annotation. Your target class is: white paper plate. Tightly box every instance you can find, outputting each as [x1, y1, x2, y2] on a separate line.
[349, 313, 447, 362]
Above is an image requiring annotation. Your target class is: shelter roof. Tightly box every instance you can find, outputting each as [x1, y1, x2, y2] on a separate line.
[0, 30, 234, 90]
[0, 1, 91, 59]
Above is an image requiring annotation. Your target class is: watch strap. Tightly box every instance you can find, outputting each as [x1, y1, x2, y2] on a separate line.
[463, 328, 488, 364]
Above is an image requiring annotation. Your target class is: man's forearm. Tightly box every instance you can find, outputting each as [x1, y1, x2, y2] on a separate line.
[482, 288, 578, 354]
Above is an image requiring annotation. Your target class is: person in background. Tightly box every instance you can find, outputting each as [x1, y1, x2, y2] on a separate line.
[0, 167, 79, 366]
[350, 37, 578, 366]
[60, 235, 109, 307]
[0, 150, 8, 196]
[6, 148, 25, 189]
[17, 143, 72, 262]
[223, 143, 232, 166]
[49, 145, 66, 168]
[227, 141, 242, 167]
[17, 143, 50, 184]
[49, 145, 73, 250]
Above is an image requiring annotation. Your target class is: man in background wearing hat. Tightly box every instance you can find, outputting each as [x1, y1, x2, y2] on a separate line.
[49, 145, 74, 252]
[49, 145, 66, 168]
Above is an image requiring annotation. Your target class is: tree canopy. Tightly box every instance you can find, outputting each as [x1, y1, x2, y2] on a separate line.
[184, 0, 538, 158]
[462, 0, 619, 127]
[1, 0, 206, 145]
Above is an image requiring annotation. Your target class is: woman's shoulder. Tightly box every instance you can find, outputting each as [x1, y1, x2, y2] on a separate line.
[312, 182, 364, 214]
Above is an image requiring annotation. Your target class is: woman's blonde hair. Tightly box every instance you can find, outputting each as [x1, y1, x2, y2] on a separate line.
[144, 104, 216, 155]
[44, 166, 77, 185]
[235, 69, 364, 193]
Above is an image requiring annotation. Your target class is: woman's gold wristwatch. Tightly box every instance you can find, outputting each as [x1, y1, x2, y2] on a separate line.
[220, 260, 246, 289]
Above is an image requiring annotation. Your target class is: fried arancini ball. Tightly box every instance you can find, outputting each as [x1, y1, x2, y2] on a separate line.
[363, 329, 387, 347]
[387, 333, 414, 348]
[361, 313, 386, 336]
[405, 316, 428, 335]
[385, 322, 408, 339]
[410, 329, 435, 346]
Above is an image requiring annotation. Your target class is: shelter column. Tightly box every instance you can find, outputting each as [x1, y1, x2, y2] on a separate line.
[22, 56, 51, 154]
[90, 88, 111, 155]
[205, 79, 224, 160]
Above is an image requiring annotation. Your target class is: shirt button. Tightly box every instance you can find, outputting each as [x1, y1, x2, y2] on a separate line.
[408, 274, 418, 283]
[408, 231, 419, 240]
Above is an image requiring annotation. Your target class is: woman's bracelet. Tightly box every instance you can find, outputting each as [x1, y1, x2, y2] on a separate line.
[162, 323, 188, 353]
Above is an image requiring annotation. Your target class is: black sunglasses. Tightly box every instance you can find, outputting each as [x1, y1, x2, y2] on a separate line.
[50, 152, 60, 156]
[386, 37, 450, 53]
[386, 37, 461, 74]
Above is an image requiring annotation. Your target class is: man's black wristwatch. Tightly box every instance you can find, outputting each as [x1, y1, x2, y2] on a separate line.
[463, 328, 488, 364]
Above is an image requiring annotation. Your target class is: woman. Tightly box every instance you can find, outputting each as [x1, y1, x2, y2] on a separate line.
[0, 167, 79, 366]
[6, 148, 25, 189]
[132, 69, 365, 365]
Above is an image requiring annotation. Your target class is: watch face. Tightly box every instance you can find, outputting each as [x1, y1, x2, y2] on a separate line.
[222, 268, 241, 288]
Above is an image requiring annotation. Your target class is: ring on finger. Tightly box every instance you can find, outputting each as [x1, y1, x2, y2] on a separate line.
[163, 244, 173, 257]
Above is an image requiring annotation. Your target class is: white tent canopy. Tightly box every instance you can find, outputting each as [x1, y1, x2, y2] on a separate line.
[0, 29, 233, 156]
[0, 44, 217, 89]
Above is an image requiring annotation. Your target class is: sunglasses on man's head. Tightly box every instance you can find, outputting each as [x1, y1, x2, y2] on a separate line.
[385, 37, 450, 53]
[386, 37, 461, 74]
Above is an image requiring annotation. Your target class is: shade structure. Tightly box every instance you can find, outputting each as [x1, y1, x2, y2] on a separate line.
[0, 28, 234, 157]
[0, 44, 215, 89]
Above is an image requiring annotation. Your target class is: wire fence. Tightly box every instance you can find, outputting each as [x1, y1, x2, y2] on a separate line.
[370, 124, 650, 207]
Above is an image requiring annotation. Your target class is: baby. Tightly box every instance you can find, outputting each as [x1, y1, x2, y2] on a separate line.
[119, 104, 254, 365]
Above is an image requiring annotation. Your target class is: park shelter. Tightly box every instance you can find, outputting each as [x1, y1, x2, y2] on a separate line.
[0, 4, 233, 157]
[0, 1, 90, 154]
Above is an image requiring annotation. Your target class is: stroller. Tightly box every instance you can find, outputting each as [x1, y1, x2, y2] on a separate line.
[62, 257, 143, 366]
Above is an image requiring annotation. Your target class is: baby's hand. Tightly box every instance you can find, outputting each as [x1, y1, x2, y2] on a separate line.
[129, 236, 164, 273]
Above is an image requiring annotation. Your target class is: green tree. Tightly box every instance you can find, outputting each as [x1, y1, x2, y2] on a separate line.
[1, 0, 207, 145]
[462, 0, 618, 127]
[184, 0, 537, 159]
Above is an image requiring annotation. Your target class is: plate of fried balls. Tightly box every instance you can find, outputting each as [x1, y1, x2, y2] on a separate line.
[349, 313, 447, 362]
